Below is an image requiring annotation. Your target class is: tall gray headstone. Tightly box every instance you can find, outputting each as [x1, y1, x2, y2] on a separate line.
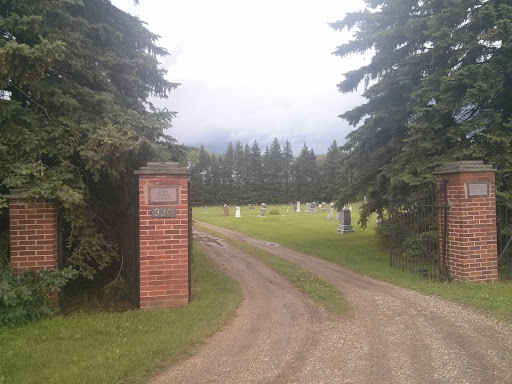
[296, 201, 301, 212]
[223, 204, 230, 216]
[337, 207, 354, 234]
[305, 202, 312, 213]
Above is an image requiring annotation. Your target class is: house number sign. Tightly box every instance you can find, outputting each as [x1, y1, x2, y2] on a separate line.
[151, 207, 176, 218]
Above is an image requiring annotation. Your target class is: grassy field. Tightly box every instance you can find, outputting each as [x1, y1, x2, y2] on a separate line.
[0, 244, 242, 384]
[194, 204, 512, 321]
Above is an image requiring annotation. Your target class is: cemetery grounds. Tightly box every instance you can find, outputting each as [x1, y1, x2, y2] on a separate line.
[1, 203, 511, 383]
[194, 203, 512, 319]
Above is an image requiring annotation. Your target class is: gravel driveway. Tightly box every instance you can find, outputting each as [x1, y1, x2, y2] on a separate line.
[148, 223, 512, 384]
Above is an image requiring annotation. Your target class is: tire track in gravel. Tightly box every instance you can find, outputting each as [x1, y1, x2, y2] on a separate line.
[192, 221, 512, 384]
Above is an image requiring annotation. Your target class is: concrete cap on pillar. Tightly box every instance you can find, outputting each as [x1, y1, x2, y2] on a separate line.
[432, 160, 496, 175]
[134, 162, 188, 175]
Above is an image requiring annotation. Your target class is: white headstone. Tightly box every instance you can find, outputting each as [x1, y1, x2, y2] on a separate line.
[296, 201, 301, 212]
[259, 203, 267, 217]
[376, 212, 382, 226]
[327, 203, 334, 220]
[235, 206, 241, 218]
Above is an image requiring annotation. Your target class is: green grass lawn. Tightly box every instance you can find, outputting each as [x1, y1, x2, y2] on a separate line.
[194, 204, 512, 321]
[0, 243, 242, 384]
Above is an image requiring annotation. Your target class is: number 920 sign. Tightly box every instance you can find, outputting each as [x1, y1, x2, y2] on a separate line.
[151, 207, 176, 218]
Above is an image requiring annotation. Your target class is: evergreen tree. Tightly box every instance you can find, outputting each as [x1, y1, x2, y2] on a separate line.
[262, 146, 271, 202]
[295, 144, 318, 201]
[0, 0, 180, 276]
[222, 142, 235, 202]
[282, 140, 295, 202]
[233, 141, 245, 199]
[248, 140, 263, 202]
[267, 138, 284, 203]
[332, 0, 512, 225]
[323, 140, 343, 202]
[242, 143, 252, 201]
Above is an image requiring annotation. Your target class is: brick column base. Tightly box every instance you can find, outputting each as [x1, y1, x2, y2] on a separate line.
[434, 161, 498, 282]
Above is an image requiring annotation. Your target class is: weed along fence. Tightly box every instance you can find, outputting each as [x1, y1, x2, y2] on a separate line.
[390, 161, 500, 282]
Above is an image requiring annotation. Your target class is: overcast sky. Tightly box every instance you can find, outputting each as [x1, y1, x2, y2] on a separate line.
[110, 0, 367, 155]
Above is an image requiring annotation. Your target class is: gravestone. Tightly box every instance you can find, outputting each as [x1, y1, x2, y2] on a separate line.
[376, 212, 382, 226]
[259, 203, 267, 217]
[235, 206, 241, 218]
[337, 207, 354, 234]
[321, 202, 327, 211]
[296, 201, 301, 212]
[223, 204, 230, 216]
[305, 202, 312, 213]
[204, 206, 207, 214]
[327, 202, 334, 220]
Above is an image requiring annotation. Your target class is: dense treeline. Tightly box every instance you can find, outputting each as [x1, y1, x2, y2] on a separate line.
[189, 138, 349, 206]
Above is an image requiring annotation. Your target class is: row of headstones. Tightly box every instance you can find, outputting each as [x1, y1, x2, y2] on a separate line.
[213, 201, 354, 234]
[219, 203, 267, 217]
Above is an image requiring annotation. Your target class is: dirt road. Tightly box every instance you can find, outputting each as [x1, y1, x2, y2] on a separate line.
[148, 223, 512, 383]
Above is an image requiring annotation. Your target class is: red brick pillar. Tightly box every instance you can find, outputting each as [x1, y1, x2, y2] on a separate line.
[7, 191, 58, 271]
[135, 162, 190, 308]
[433, 161, 498, 282]
[7, 190, 59, 305]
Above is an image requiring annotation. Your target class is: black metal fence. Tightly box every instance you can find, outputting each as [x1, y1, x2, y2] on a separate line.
[497, 196, 512, 280]
[389, 184, 449, 281]
[114, 179, 140, 306]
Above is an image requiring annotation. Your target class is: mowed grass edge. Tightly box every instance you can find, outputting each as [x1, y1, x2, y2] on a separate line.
[194, 205, 512, 321]
[198, 225, 352, 318]
[0, 243, 242, 384]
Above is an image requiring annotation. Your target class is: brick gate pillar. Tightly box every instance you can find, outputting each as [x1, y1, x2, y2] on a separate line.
[135, 162, 190, 308]
[433, 161, 498, 282]
[6, 190, 59, 305]
[7, 190, 58, 271]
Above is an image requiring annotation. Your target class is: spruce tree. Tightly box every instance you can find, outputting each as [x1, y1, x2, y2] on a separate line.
[0, 0, 180, 276]
[332, 0, 512, 224]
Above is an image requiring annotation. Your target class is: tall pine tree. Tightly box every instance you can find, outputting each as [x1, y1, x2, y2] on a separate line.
[332, 0, 512, 224]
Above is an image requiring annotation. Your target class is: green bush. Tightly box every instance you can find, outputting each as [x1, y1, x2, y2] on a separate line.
[0, 266, 77, 327]
[269, 209, 280, 215]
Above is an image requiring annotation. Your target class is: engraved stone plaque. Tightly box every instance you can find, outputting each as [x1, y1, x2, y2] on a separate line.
[467, 182, 489, 198]
[148, 185, 179, 204]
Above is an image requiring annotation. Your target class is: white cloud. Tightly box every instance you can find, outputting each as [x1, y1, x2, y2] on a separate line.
[111, 0, 367, 154]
